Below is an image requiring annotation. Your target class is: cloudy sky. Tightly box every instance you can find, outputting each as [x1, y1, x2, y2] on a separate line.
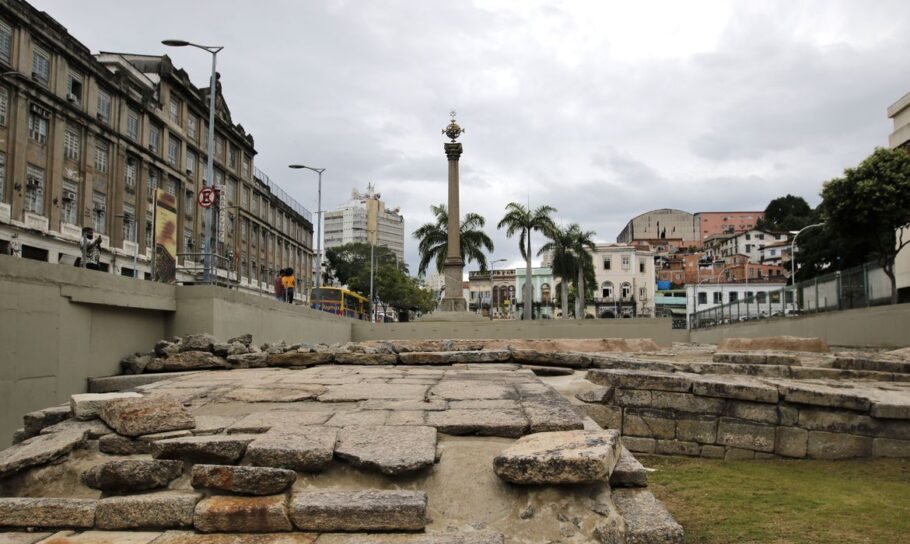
[34, 0, 910, 274]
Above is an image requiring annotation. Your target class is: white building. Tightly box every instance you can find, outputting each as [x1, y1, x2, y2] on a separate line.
[685, 282, 788, 327]
[887, 91, 910, 301]
[704, 229, 790, 263]
[323, 184, 405, 263]
[589, 243, 656, 318]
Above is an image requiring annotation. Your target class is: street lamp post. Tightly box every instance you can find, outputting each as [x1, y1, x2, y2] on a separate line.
[162, 40, 223, 283]
[289, 165, 325, 296]
[790, 223, 824, 284]
[489, 258, 507, 320]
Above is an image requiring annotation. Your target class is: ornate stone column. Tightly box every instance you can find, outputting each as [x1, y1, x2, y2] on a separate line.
[439, 111, 467, 312]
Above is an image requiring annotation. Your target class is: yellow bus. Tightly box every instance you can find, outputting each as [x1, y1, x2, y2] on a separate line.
[311, 287, 370, 320]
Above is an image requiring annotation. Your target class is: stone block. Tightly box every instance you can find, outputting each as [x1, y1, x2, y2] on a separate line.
[717, 336, 828, 353]
[227, 410, 333, 434]
[868, 390, 910, 419]
[82, 459, 183, 492]
[724, 401, 779, 425]
[95, 491, 200, 529]
[493, 430, 621, 484]
[716, 418, 775, 452]
[797, 408, 879, 435]
[691, 376, 778, 403]
[575, 386, 614, 404]
[609, 446, 648, 487]
[612, 488, 684, 544]
[650, 391, 725, 414]
[780, 383, 871, 412]
[194, 495, 292, 533]
[192, 464, 296, 495]
[520, 393, 585, 433]
[151, 434, 258, 464]
[225, 385, 327, 403]
[675, 415, 717, 444]
[100, 396, 195, 437]
[778, 405, 799, 426]
[872, 437, 910, 458]
[98, 434, 150, 455]
[160, 351, 229, 371]
[335, 425, 436, 475]
[22, 405, 71, 435]
[581, 404, 622, 431]
[289, 490, 427, 531]
[0, 429, 87, 478]
[774, 427, 808, 458]
[39, 418, 112, 439]
[246, 427, 337, 471]
[0, 498, 96, 528]
[426, 409, 529, 437]
[614, 389, 653, 407]
[585, 369, 692, 392]
[266, 351, 334, 367]
[70, 392, 143, 420]
[807, 431, 872, 459]
[724, 447, 755, 460]
[656, 439, 700, 456]
[700, 445, 725, 458]
[319, 383, 429, 402]
[623, 408, 676, 440]
[325, 410, 389, 427]
[622, 436, 656, 453]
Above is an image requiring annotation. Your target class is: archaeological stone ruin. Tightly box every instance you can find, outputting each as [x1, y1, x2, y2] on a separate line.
[1, 333, 909, 542]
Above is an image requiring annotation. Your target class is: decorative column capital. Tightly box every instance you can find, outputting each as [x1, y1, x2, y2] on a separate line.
[444, 142, 463, 161]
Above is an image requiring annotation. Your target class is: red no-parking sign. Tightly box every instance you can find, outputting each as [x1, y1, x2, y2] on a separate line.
[197, 187, 216, 209]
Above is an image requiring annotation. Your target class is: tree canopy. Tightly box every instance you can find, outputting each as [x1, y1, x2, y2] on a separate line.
[758, 194, 813, 232]
[412, 204, 494, 276]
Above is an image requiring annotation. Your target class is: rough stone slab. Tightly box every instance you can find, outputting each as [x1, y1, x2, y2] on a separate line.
[358, 399, 447, 411]
[623, 408, 676, 440]
[267, 351, 334, 367]
[335, 425, 436, 475]
[426, 409, 529, 437]
[723, 401, 779, 425]
[151, 533, 318, 544]
[612, 488, 683, 543]
[779, 383, 871, 411]
[716, 418, 775, 453]
[0, 428, 87, 478]
[192, 415, 239, 435]
[161, 351, 229, 371]
[493, 429, 621, 484]
[36, 531, 165, 543]
[192, 464, 297, 495]
[520, 396, 585, 433]
[656, 439, 701, 456]
[717, 336, 828, 353]
[0, 532, 55, 544]
[0, 498, 96, 528]
[70, 392, 143, 420]
[324, 411, 389, 427]
[675, 415, 718, 444]
[775, 427, 809, 458]
[575, 386, 614, 404]
[226, 352, 269, 369]
[582, 404, 623, 430]
[610, 446, 648, 487]
[82, 459, 183, 492]
[614, 389, 653, 407]
[151, 434, 258, 464]
[333, 352, 399, 365]
[246, 427, 337, 471]
[429, 381, 517, 401]
[39, 418, 112, 439]
[290, 490, 427, 531]
[509, 349, 592, 369]
[797, 408, 879, 435]
[872, 437, 910, 457]
[88, 372, 200, 393]
[319, 383, 429, 402]
[314, 533, 503, 544]
[224, 385, 326, 403]
[868, 389, 910, 419]
[95, 491, 200, 529]
[807, 431, 872, 459]
[99, 397, 194, 438]
[690, 376, 779, 403]
[227, 411, 333, 434]
[398, 350, 511, 365]
[22, 405, 71, 436]
[651, 391, 726, 414]
[621, 436, 656, 454]
[700, 444, 725, 458]
[194, 495, 292, 533]
[586, 369, 692, 393]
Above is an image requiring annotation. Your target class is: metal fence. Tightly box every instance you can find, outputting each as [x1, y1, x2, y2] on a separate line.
[690, 262, 893, 329]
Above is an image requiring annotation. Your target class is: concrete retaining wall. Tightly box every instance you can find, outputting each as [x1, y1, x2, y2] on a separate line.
[582, 368, 910, 460]
[690, 303, 910, 348]
[352, 318, 689, 346]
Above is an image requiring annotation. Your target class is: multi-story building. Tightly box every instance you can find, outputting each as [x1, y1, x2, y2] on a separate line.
[616, 208, 699, 249]
[323, 184, 404, 263]
[589, 243, 656, 318]
[0, 0, 313, 297]
[693, 211, 764, 242]
[515, 266, 555, 319]
[887, 91, 910, 301]
[703, 229, 790, 263]
[686, 281, 789, 327]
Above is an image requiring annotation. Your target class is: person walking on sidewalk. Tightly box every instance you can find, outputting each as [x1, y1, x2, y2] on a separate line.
[281, 267, 296, 303]
[274, 270, 285, 302]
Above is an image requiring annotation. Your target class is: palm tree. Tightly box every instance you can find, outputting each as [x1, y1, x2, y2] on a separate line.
[569, 225, 596, 319]
[538, 223, 578, 319]
[413, 203, 494, 276]
[498, 202, 557, 320]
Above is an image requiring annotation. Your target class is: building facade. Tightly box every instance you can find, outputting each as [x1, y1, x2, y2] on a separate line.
[323, 184, 404, 263]
[0, 0, 313, 297]
[686, 281, 789, 326]
[703, 229, 790, 263]
[693, 211, 764, 242]
[589, 243, 656, 318]
[887, 91, 910, 300]
[515, 266, 554, 319]
[616, 208, 698, 248]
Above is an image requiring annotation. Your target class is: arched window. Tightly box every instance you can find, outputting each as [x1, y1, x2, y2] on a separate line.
[601, 281, 614, 298]
[621, 282, 632, 299]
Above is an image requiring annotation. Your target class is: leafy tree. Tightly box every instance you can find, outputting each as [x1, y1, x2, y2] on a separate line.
[325, 243, 404, 287]
[539, 224, 577, 319]
[569, 225, 597, 319]
[757, 194, 813, 232]
[819, 147, 910, 303]
[498, 202, 557, 320]
[413, 204, 494, 276]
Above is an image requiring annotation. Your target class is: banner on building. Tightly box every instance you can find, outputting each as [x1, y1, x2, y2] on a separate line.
[153, 188, 178, 283]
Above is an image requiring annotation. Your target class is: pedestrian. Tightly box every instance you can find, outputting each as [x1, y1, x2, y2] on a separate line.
[274, 270, 285, 302]
[80, 227, 102, 270]
[282, 267, 296, 303]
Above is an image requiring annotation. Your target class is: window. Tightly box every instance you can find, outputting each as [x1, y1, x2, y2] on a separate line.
[169, 95, 181, 124]
[621, 256, 630, 270]
[123, 202, 136, 242]
[185, 189, 194, 216]
[252, 193, 259, 214]
[31, 45, 50, 84]
[127, 109, 140, 140]
[25, 164, 44, 215]
[214, 168, 224, 191]
[63, 125, 81, 161]
[0, 86, 8, 126]
[186, 149, 196, 176]
[94, 142, 109, 173]
[621, 282, 632, 299]
[241, 220, 248, 241]
[145, 219, 153, 248]
[639, 261, 645, 273]
[0, 151, 5, 202]
[756, 291, 767, 303]
[242, 155, 250, 179]
[603, 257, 611, 270]
[147, 168, 159, 199]
[601, 281, 613, 298]
[713, 292, 722, 304]
[241, 187, 249, 208]
[67, 72, 83, 103]
[0, 21, 11, 63]
[96, 90, 111, 124]
[168, 136, 180, 167]
[125, 158, 137, 188]
[745, 290, 754, 300]
[165, 178, 177, 196]
[697, 292, 707, 306]
[92, 191, 106, 233]
[61, 179, 78, 224]
[745, 233, 751, 241]
[184, 227, 194, 253]
[186, 115, 198, 139]
[149, 125, 160, 154]
[226, 177, 236, 203]
[28, 108, 48, 144]
[639, 287, 647, 300]
[228, 146, 237, 170]
[729, 291, 739, 303]
[215, 135, 224, 159]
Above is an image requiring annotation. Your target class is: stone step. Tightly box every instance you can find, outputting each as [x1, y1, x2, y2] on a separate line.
[314, 533, 504, 543]
[88, 371, 201, 393]
[493, 429, 621, 484]
[612, 488, 684, 544]
[609, 445, 648, 488]
[833, 356, 910, 374]
[290, 490, 428, 532]
[713, 352, 801, 366]
[0, 498, 96, 529]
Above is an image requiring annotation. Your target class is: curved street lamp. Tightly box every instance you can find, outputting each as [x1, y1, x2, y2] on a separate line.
[289, 164, 326, 294]
[790, 223, 825, 283]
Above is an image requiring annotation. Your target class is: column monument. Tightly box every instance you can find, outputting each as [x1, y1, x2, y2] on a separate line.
[438, 110, 468, 312]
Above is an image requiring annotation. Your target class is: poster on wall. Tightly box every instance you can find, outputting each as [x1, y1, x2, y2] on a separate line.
[153, 188, 178, 283]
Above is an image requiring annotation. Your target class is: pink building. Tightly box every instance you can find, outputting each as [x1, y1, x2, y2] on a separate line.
[693, 211, 765, 241]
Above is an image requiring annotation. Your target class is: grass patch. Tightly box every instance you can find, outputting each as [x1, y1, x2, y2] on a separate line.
[640, 455, 910, 544]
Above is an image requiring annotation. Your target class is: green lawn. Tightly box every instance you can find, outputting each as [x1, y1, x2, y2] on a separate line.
[640, 455, 910, 544]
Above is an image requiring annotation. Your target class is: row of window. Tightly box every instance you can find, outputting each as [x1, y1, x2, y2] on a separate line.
[600, 281, 646, 301]
[602, 255, 647, 273]
[696, 290, 791, 305]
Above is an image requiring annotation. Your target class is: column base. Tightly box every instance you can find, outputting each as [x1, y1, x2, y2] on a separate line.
[437, 297, 468, 313]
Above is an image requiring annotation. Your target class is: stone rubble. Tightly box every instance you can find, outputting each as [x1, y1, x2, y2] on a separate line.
[81, 459, 183, 492]
[191, 464, 297, 495]
[493, 430, 622, 484]
[246, 427, 338, 471]
[99, 396, 196, 437]
[150, 434, 259, 464]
